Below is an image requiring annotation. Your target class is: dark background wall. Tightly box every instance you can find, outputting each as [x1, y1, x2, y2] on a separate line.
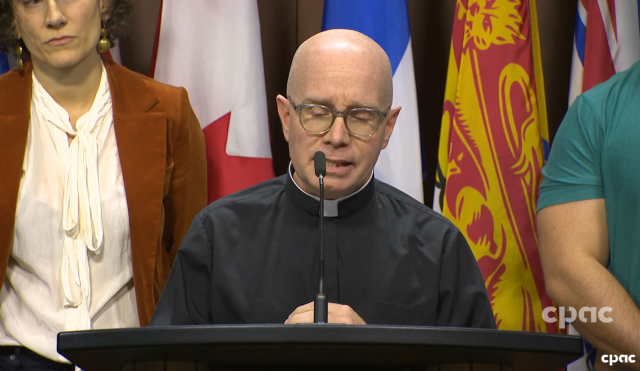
[119, 0, 577, 207]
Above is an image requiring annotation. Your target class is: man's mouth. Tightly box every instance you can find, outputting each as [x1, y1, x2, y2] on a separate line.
[326, 160, 351, 168]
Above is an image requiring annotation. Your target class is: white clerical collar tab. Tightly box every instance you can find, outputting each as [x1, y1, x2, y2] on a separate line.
[288, 162, 373, 217]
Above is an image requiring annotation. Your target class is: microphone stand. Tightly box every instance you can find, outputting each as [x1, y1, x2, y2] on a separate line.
[314, 151, 328, 323]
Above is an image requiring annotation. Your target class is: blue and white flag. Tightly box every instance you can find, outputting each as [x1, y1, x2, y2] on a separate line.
[322, 0, 424, 202]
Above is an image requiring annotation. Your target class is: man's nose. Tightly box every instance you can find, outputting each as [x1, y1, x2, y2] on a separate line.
[322, 116, 351, 147]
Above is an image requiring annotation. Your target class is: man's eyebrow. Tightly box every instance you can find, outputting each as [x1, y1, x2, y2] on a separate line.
[300, 98, 334, 106]
[301, 98, 380, 110]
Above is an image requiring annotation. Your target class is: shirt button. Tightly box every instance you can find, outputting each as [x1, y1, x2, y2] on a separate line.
[9, 354, 15, 360]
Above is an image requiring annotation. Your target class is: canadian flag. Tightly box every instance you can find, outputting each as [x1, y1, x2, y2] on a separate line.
[151, 0, 274, 203]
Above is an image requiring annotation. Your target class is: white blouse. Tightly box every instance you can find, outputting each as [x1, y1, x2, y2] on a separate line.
[0, 64, 139, 363]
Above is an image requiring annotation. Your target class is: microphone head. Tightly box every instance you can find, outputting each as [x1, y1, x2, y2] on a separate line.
[314, 151, 326, 177]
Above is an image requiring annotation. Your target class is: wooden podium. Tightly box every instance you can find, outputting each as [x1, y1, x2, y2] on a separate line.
[57, 325, 583, 370]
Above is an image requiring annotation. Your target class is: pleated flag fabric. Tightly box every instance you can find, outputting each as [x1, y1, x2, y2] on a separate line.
[322, 0, 424, 203]
[569, 0, 640, 106]
[434, 0, 557, 333]
[151, 0, 274, 203]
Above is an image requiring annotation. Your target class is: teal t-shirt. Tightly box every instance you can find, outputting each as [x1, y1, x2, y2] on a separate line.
[538, 61, 640, 305]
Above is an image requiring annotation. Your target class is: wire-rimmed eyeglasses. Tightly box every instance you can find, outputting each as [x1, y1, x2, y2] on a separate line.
[288, 97, 388, 138]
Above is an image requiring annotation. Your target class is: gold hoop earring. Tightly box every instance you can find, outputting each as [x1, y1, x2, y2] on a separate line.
[97, 24, 111, 53]
[16, 43, 23, 71]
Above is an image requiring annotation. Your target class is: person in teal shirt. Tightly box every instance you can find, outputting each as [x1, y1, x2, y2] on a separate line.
[537, 61, 640, 365]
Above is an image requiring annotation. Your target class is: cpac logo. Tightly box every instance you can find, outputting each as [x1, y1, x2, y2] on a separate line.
[602, 354, 636, 366]
[542, 306, 613, 329]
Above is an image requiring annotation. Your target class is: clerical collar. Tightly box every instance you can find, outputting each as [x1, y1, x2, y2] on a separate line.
[286, 162, 375, 217]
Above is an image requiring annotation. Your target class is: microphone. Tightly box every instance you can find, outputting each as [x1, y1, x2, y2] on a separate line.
[314, 151, 326, 178]
[313, 151, 328, 323]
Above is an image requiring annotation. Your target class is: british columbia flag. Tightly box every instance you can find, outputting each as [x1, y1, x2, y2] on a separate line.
[568, 0, 640, 105]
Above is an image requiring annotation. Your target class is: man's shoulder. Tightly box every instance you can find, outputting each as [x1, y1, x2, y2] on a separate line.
[581, 60, 640, 113]
[374, 180, 460, 232]
[198, 175, 287, 218]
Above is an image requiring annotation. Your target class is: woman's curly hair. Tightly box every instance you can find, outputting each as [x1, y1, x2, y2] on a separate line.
[0, 0, 134, 54]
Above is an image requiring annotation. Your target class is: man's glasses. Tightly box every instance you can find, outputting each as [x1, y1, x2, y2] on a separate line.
[288, 97, 388, 137]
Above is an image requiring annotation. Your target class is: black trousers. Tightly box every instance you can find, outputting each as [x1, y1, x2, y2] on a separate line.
[0, 347, 74, 371]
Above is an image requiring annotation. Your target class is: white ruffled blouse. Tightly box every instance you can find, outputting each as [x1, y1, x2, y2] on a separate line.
[0, 64, 139, 363]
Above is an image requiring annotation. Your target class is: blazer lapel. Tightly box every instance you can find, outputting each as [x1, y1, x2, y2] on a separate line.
[105, 59, 166, 324]
[0, 66, 32, 286]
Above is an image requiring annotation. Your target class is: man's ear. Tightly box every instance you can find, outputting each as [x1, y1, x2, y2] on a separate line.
[276, 94, 292, 143]
[381, 106, 401, 149]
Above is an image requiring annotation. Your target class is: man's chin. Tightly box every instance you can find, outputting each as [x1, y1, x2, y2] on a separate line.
[323, 180, 357, 200]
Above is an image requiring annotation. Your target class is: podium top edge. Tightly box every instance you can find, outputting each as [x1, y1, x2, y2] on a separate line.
[58, 324, 583, 355]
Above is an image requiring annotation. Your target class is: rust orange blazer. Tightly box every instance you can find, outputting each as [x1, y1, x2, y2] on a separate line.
[0, 58, 207, 326]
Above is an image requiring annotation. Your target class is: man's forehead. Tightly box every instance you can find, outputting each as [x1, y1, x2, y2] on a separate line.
[288, 30, 393, 108]
[302, 43, 377, 69]
[300, 64, 386, 102]
[296, 95, 380, 109]
[294, 32, 390, 78]
[301, 30, 386, 57]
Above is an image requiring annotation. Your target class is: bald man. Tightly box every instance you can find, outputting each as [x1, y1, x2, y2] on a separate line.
[150, 30, 494, 328]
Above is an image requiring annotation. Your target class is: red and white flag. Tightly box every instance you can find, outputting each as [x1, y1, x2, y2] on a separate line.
[151, 0, 274, 203]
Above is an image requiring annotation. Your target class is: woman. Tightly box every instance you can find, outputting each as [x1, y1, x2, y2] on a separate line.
[0, 0, 207, 368]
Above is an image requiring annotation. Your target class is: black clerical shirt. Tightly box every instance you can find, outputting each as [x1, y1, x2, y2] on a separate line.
[150, 173, 495, 328]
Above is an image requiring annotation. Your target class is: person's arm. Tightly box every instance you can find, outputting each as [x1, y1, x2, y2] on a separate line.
[538, 200, 640, 367]
[163, 88, 208, 264]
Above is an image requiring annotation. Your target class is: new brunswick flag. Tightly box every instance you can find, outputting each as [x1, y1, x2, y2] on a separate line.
[434, 0, 557, 332]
